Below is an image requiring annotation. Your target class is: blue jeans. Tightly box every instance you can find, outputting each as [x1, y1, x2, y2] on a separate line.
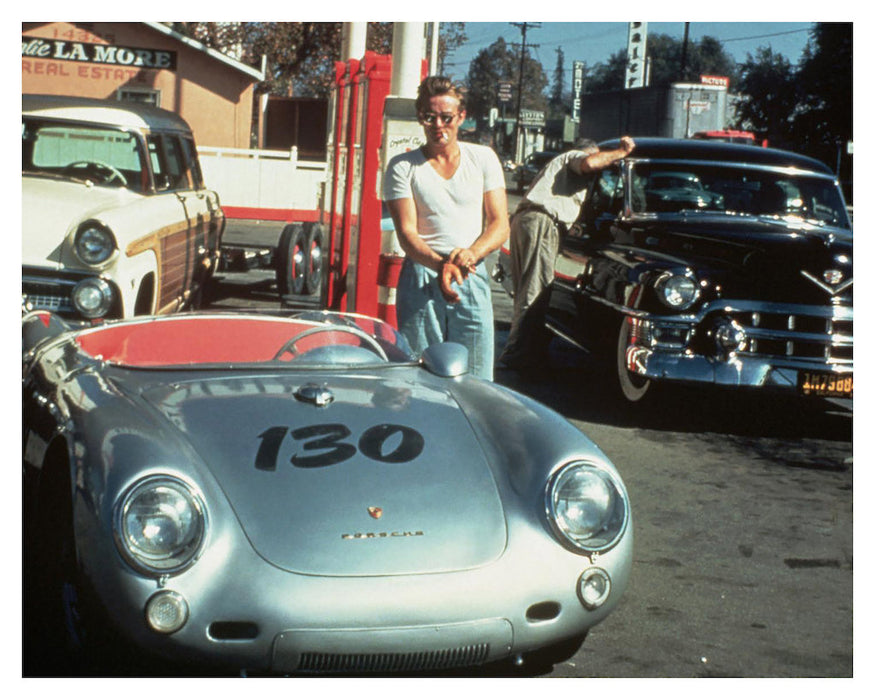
[396, 258, 494, 380]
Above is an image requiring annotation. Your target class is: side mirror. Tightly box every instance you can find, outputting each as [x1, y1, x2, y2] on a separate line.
[420, 342, 469, 378]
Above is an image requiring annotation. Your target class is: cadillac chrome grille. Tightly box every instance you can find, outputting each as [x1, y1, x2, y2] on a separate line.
[297, 644, 491, 673]
[730, 309, 853, 363]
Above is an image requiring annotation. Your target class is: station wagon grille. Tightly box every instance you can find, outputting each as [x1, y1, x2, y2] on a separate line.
[296, 644, 491, 673]
[21, 275, 77, 314]
[729, 309, 853, 364]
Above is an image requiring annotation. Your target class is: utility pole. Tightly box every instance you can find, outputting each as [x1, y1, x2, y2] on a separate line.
[680, 22, 690, 80]
[511, 21, 539, 162]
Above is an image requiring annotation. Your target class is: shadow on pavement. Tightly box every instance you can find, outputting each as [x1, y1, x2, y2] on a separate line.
[494, 339, 852, 446]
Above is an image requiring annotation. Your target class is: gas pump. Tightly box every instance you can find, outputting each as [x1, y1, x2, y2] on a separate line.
[319, 51, 426, 326]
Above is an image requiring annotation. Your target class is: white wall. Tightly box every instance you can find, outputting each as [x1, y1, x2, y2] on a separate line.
[198, 146, 327, 212]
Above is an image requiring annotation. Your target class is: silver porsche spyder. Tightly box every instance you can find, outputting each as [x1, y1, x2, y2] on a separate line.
[22, 309, 632, 676]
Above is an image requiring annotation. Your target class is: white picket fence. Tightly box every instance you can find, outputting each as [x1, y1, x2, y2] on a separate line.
[197, 145, 327, 214]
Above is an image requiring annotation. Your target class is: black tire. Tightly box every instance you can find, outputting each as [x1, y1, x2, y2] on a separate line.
[616, 316, 653, 403]
[25, 466, 87, 675]
[275, 223, 307, 297]
[26, 461, 140, 676]
[302, 223, 325, 296]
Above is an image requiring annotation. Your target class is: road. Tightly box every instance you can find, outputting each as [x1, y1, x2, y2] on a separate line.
[202, 243, 853, 678]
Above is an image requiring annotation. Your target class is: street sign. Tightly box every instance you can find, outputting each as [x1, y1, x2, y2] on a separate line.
[519, 109, 545, 127]
[498, 81, 513, 104]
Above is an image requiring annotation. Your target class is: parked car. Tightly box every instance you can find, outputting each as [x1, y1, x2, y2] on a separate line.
[515, 150, 559, 192]
[498, 137, 853, 404]
[642, 170, 725, 212]
[22, 94, 225, 321]
[23, 310, 633, 675]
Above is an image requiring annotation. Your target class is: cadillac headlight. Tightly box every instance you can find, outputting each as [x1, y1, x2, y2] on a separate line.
[74, 222, 116, 265]
[546, 461, 629, 553]
[114, 476, 206, 575]
[655, 272, 699, 310]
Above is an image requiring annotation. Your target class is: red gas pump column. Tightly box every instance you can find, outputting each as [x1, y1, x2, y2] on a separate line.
[323, 51, 427, 326]
[323, 52, 392, 319]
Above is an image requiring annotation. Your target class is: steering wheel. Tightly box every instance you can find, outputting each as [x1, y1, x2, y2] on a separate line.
[273, 325, 389, 362]
[62, 160, 128, 186]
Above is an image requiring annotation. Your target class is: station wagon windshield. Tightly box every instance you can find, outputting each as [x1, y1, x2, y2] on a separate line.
[628, 162, 850, 229]
[22, 119, 148, 192]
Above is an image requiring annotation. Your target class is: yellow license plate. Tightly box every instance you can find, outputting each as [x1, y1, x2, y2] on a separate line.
[798, 371, 853, 398]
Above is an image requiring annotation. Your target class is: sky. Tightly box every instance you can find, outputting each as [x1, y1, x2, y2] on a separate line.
[441, 22, 817, 85]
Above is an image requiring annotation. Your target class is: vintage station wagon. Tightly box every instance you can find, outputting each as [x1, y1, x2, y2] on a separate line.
[22, 94, 224, 320]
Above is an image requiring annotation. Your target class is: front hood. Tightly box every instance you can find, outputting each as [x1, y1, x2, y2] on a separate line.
[21, 175, 139, 266]
[142, 373, 507, 576]
[629, 215, 853, 304]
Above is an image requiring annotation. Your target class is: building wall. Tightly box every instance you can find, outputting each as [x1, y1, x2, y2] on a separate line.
[22, 22, 256, 148]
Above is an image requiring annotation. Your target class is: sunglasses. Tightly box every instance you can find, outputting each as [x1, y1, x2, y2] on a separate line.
[419, 112, 458, 126]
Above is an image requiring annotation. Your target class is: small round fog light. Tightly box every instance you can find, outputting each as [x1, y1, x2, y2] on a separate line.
[710, 318, 747, 355]
[145, 590, 189, 634]
[72, 278, 113, 318]
[578, 568, 612, 610]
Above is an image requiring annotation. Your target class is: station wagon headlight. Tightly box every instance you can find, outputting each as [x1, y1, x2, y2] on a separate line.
[74, 222, 116, 265]
[654, 272, 700, 310]
[114, 476, 206, 575]
[546, 461, 629, 554]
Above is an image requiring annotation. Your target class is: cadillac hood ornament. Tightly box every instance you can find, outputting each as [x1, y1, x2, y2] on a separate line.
[801, 269, 853, 296]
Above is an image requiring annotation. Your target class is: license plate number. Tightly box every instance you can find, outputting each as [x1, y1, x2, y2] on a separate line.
[798, 371, 853, 398]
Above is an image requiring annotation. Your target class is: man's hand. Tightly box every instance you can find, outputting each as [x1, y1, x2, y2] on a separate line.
[619, 135, 636, 155]
[447, 247, 477, 274]
[439, 260, 465, 303]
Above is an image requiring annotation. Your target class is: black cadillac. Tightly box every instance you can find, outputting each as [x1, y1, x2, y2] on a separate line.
[499, 138, 852, 404]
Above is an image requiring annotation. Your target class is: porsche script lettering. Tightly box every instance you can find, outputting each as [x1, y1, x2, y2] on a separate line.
[342, 531, 424, 540]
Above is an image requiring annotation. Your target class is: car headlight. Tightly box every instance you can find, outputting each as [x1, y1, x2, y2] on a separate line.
[74, 221, 116, 265]
[72, 277, 114, 319]
[114, 476, 207, 575]
[654, 272, 700, 310]
[545, 461, 629, 554]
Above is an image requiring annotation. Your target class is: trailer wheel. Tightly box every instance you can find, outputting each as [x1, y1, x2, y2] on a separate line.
[303, 223, 325, 296]
[276, 224, 307, 297]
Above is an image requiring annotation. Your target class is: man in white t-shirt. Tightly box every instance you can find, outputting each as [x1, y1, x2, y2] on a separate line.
[384, 76, 509, 380]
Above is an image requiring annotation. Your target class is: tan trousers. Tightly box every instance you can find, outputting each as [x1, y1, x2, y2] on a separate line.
[500, 208, 560, 365]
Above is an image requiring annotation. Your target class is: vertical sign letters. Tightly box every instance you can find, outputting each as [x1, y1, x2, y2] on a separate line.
[625, 22, 647, 89]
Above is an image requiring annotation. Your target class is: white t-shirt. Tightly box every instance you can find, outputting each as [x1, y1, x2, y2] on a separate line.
[384, 142, 505, 256]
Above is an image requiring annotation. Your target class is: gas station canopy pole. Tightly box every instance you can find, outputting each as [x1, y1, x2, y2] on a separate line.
[390, 22, 425, 98]
[341, 22, 367, 61]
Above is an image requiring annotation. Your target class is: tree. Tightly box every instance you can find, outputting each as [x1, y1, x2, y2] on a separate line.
[548, 47, 567, 118]
[792, 23, 852, 154]
[169, 22, 466, 98]
[463, 37, 548, 121]
[734, 47, 799, 147]
[437, 23, 468, 75]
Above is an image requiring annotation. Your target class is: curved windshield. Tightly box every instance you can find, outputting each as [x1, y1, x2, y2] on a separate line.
[22, 118, 148, 192]
[629, 162, 850, 229]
